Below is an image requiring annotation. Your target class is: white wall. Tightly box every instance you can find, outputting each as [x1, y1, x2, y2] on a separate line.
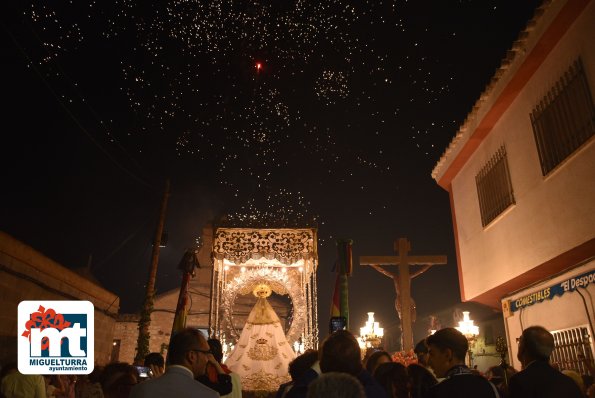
[502, 260, 595, 370]
[451, 0, 595, 299]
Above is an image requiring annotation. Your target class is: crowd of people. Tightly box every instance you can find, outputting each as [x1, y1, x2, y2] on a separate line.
[277, 326, 587, 398]
[0, 331, 238, 398]
[0, 325, 590, 398]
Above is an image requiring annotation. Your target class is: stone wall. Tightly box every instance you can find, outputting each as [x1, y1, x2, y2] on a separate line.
[0, 231, 120, 366]
[113, 315, 141, 365]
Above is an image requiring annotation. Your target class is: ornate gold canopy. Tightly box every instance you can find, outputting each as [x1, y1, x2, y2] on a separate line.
[209, 227, 319, 349]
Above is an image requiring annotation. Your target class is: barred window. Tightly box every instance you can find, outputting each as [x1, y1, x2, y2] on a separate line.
[530, 58, 595, 176]
[475, 146, 515, 227]
[551, 326, 594, 375]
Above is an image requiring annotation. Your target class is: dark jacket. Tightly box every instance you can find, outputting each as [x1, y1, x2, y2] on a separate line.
[275, 381, 294, 398]
[285, 368, 319, 398]
[508, 360, 583, 398]
[196, 373, 233, 395]
[426, 365, 498, 398]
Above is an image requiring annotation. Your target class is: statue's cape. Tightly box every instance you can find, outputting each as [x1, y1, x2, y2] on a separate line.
[246, 297, 281, 325]
[226, 296, 295, 391]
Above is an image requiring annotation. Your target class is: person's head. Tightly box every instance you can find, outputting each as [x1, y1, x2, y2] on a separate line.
[168, 328, 211, 377]
[319, 330, 363, 376]
[88, 365, 104, 384]
[425, 327, 468, 378]
[407, 363, 437, 398]
[516, 326, 554, 367]
[207, 339, 224, 364]
[364, 350, 392, 375]
[289, 350, 319, 381]
[307, 372, 365, 398]
[414, 339, 429, 367]
[373, 362, 409, 398]
[100, 362, 139, 398]
[143, 353, 165, 369]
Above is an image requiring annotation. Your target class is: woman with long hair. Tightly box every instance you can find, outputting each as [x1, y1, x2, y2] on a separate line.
[373, 362, 409, 398]
[407, 364, 437, 398]
[364, 351, 392, 376]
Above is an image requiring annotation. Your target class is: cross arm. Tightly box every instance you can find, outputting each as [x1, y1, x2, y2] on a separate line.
[367, 263, 396, 279]
[405, 255, 447, 265]
[411, 264, 432, 279]
[360, 255, 446, 266]
[360, 256, 399, 266]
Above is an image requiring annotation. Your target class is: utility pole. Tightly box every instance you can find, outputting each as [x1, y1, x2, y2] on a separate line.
[135, 179, 170, 363]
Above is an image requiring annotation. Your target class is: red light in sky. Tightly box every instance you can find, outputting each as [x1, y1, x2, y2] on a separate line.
[255, 62, 262, 72]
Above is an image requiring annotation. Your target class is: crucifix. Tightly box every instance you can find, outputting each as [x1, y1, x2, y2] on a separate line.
[360, 238, 447, 352]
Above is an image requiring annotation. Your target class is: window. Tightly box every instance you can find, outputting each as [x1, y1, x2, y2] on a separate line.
[110, 339, 121, 362]
[484, 324, 495, 345]
[475, 146, 515, 227]
[530, 58, 595, 175]
[551, 326, 594, 375]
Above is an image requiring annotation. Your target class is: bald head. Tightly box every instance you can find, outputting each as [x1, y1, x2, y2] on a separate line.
[518, 326, 554, 365]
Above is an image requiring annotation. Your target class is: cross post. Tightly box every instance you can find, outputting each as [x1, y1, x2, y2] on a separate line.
[360, 237, 447, 352]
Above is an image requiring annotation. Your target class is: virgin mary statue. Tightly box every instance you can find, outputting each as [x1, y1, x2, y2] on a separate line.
[226, 283, 296, 392]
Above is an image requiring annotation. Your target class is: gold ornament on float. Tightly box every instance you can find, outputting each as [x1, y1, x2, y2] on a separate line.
[253, 283, 273, 298]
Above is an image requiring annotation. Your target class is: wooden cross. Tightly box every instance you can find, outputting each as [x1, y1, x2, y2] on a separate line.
[360, 238, 447, 352]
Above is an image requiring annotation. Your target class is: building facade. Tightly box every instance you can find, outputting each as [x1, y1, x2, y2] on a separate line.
[432, 0, 595, 371]
[0, 231, 120, 366]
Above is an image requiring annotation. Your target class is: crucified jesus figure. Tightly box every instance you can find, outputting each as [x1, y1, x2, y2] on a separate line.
[361, 238, 447, 351]
[368, 264, 432, 325]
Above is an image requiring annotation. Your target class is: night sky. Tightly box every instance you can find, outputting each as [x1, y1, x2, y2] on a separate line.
[1, 0, 541, 344]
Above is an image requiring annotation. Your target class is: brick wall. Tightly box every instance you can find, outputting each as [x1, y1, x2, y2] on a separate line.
[0, 231, 120, 366]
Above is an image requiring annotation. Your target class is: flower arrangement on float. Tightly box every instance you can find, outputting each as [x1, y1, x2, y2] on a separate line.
[391, 349, 418, 366]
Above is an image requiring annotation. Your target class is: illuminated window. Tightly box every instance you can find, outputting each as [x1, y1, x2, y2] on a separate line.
[530, 58, 595, 176]
[110, 339, 121, 362]
[475, 146, 515, 227]
[551, 326, 594, 374]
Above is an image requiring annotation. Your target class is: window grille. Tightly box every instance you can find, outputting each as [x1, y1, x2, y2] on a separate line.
[530, 58, 595, 176]
[551, 326, 594, 375]
[475, 146, 515, 227]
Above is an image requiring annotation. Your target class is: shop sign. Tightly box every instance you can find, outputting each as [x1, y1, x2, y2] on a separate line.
[503, 268, 595, 316]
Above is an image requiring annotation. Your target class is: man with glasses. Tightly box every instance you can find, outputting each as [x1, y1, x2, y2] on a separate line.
[509, 326, 582, 398]
[130, 328, 219, 398]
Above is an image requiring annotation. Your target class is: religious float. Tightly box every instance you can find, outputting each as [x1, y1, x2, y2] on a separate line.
[208, 227, 319, 392]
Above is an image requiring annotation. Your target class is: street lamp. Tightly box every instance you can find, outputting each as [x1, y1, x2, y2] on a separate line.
[358, 312, 384, 351]
[455, 311, 479, 367]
